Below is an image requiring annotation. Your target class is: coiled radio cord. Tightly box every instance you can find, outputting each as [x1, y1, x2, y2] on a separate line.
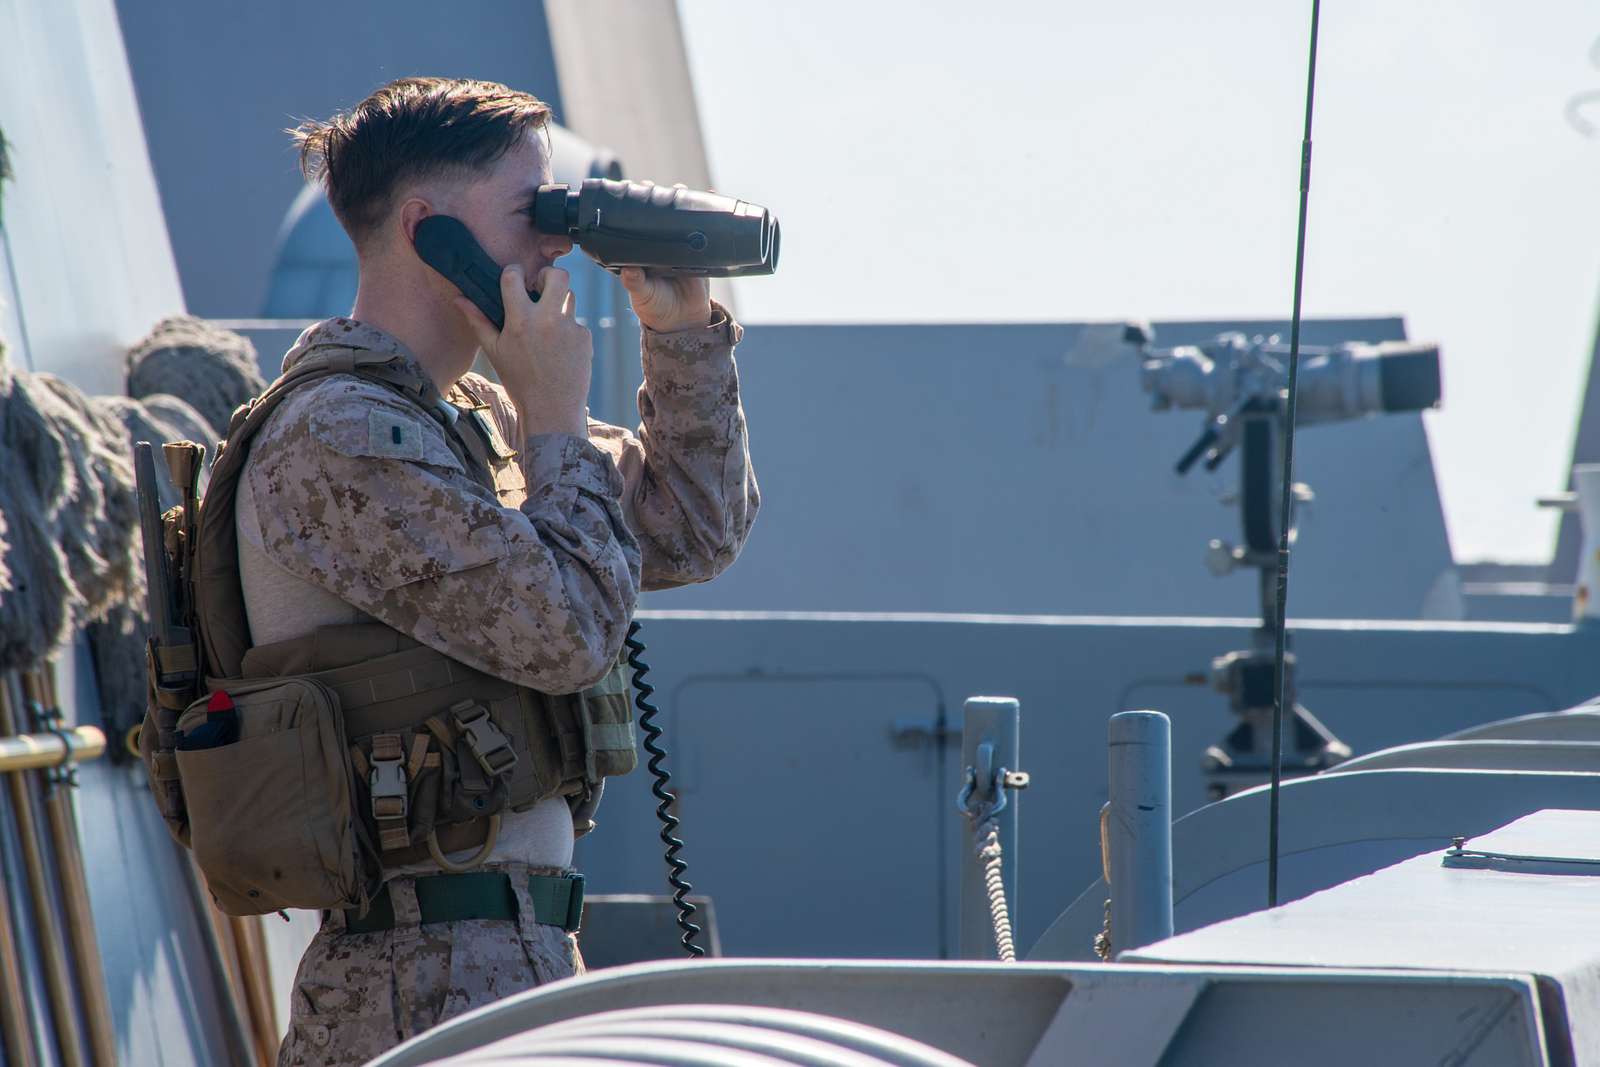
[624, 620, 705, 957]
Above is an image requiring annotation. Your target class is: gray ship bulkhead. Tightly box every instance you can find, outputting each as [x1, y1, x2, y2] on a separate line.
[578, 610, 1600, 961]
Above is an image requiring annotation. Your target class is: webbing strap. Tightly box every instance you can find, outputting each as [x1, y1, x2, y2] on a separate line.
[369, 733, 410, 852]
[582, 666, 629, 698]
[196, 345, 483, 680]
[586, 723, 635, 750]
[406, 733, 430, 778]
[154, 686, 191, 711]
[343, 872, 584, 934]
[156, 644, 197, 674]
[330, 655, 462, 715]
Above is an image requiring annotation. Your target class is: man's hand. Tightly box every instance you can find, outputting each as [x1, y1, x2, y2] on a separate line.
[621, 267, 714, 334]
[455, 265, 592, 437]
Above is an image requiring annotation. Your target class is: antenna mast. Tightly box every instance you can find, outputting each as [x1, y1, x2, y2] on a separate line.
[1268, 0, 1324, 908]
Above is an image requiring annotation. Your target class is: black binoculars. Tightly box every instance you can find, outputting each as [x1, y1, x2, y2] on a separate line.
[531, 178, 779, 278]
[414, 179, 777, 331]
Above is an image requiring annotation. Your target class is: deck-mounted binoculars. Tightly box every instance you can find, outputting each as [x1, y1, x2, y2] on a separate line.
[1131, 326, 1444, 797]
[1140, 331, 1441, 474]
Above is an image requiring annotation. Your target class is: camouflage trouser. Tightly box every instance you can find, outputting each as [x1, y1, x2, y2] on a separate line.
[277, 863, 585, 1067]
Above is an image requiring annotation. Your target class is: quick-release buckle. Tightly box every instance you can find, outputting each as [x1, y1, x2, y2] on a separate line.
[450, 700, 518, 778]
[369, 754, 408, 822]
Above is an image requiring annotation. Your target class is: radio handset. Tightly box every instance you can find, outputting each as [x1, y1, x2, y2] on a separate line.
[413, 215, 536, 332]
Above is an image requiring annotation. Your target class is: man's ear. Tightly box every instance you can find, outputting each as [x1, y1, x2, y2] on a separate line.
[397, 197, 433, 244]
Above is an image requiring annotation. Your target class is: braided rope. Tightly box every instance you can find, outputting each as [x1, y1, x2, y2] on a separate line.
[975, 817, 1016, 962]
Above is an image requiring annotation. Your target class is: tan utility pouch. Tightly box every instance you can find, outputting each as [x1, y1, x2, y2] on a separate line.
[555, 658, 638, 782]
[174, 677, 375, 916]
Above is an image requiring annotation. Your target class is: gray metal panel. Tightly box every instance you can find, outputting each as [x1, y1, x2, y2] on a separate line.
[114, 0, 564, 318]
[1464, 585, 1574, 623]
[0, 0, 184, 391]
[664, 676, 945, 958]
[577, 896, 722, 968]
[1448, 706, 1600, 742]
[1034, 766, 1600, 965]
[579, 611, 1600, 962]
[1130, 808, 1600, 1059]
[1159, 979, 1543, 1067]
[1326, 738, 1600, 773]
[645, 316, 1456, 619]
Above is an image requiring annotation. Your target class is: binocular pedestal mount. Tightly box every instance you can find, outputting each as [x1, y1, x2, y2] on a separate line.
[1175, 406, 1351, 800]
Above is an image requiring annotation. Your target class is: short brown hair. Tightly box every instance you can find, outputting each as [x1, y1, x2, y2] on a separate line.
[291, 77, 552, 244]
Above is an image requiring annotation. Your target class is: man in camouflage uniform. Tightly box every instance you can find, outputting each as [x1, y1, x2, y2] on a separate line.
[244, 78, 757, 1065]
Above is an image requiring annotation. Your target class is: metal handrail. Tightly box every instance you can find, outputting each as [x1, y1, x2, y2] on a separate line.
[0, 725, 105, 773]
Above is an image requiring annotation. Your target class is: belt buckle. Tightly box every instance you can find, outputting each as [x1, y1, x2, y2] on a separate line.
[564, 873, 586, 932]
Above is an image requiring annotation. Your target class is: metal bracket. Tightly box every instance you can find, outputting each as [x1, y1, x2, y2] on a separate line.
[889, 716, 957, 746]
[28, 699, 79, 789]
[1443, 835, 1600, 875]
[1000, 769, 1031, 790]
[956, 756, 1030, 821]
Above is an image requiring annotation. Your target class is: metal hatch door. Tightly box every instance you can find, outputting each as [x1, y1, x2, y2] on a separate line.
[666, 675, 947, 959]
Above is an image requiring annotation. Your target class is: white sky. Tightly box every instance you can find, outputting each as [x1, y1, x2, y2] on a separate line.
[677, 0, 1600, 565]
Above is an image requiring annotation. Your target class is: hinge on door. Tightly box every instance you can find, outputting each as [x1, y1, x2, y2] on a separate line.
[889, 716, 959, 748]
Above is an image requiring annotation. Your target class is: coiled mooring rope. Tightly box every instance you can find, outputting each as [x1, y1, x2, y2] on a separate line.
[0, 317, 256, 735]
[125, 315, 265, 435]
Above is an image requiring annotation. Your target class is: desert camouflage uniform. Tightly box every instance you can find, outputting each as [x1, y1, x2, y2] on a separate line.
[281, 863, 582, 1063]
[259, 311, 756, 1067]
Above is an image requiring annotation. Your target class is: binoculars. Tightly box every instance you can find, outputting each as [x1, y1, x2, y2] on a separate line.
[533, 178, 779, 278]
[414, 178, 778, 330]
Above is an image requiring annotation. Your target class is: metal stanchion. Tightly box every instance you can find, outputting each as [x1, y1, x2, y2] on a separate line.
[1107, 710, 1174, 954]
[0, 675, 87, 1067]
[0, 826, 37, 1067]
[25, 667, 118, 1066]
[956, 697, 1023, 960]
[235, 913, 280, 1064]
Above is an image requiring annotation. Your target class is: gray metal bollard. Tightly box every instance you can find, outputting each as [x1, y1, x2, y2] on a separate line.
[1107, 710, 1173, 954]
[958, 696, 1020, 960]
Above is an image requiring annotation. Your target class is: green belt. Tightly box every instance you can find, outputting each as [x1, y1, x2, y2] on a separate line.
[344, 872, 584, 935]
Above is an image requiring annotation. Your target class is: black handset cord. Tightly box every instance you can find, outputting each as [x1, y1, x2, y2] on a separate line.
[624, 620, 705, 957]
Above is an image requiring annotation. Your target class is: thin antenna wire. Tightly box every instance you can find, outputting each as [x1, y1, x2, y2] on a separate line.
[1268, 0, 1323, 909]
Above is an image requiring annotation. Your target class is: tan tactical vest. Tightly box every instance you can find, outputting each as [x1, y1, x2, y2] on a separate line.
[139, 344, 636, 917]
